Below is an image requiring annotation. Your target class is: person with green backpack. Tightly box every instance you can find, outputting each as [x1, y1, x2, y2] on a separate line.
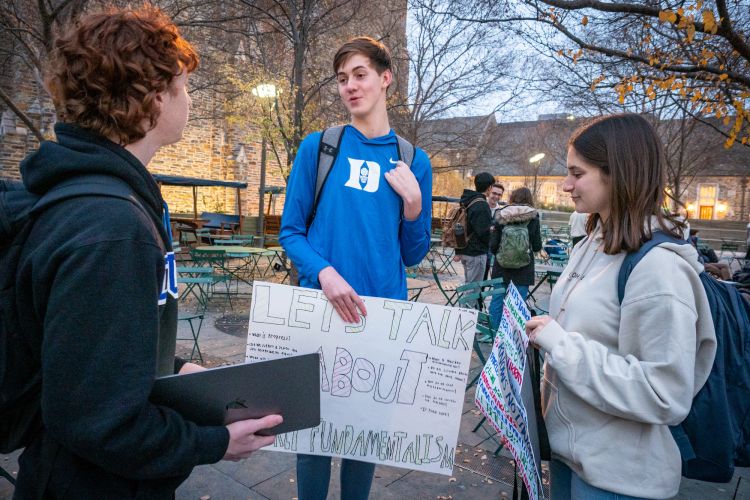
[488, 186, 542, 328]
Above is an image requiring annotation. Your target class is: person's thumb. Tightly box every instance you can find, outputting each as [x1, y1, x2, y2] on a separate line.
[240, 414, 283, 435]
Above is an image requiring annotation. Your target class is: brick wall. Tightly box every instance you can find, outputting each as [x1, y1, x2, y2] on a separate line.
[0, 73, 290, 219]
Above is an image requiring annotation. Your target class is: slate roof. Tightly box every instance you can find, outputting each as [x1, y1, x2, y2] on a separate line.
[423, 114, 749, 178]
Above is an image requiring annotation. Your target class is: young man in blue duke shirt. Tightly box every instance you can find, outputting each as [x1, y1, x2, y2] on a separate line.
[279, 36, 432, 500]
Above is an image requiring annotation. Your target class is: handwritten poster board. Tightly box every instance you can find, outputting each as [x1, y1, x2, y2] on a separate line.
[475, 282, 545, 499]
[245, 281, 477, 475]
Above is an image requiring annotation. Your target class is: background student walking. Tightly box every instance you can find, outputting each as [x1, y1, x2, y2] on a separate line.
[485, 182, 505, 279]
[453, 172, 495, 287]
[488, 187, 542, 328]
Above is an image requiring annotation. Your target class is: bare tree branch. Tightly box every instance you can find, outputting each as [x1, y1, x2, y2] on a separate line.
[0, 85, 44, 141]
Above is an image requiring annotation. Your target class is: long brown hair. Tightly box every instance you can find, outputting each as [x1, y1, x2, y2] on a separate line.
[509, 187, 534, 206]
[569, 113, 683, 254]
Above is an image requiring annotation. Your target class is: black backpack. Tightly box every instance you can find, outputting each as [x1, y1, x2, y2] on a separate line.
[0, 175, 143, 453]
[305, 125, 415, 228]
[618, 231, 750, 483]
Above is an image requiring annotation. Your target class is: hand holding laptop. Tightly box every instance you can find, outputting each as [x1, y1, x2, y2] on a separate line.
[224, 414, 283, 461]
[177, 362, 282, 460]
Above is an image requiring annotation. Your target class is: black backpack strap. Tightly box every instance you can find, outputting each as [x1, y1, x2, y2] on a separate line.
[33, 175, 140, 214]
[617, 231, 688, 303]
[307, 125, 346, 229]
[31, 174, 162, 249]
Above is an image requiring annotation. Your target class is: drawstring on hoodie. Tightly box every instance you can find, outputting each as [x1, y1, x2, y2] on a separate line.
[162, 201, 173, 249]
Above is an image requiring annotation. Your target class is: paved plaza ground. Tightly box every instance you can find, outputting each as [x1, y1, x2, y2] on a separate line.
[1, 260, 748, 499]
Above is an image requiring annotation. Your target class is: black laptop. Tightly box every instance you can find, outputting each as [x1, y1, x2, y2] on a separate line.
[150, 353, 320, 436]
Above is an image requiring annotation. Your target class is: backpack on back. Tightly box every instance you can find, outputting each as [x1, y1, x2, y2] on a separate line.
[305, 125, 415, 229]
[496, 222, 531, 269]
[0, 175, 143, 453]
[618, 231, 750, 483]
[441, 198, 483, 249]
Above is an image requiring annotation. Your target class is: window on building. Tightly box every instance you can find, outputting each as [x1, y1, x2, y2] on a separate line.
[697, 184, 718, 220]
[506, 182, 522, 194]
[540, 181, 557, 206]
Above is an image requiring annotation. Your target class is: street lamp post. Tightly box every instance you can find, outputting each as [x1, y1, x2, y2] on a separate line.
[259, 136, 267, 240]
[529, 152, 545, 205]
[252, 84, 277, 243]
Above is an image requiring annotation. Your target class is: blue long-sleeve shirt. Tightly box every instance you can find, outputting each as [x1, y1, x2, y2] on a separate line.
[280, 126, 432, 300]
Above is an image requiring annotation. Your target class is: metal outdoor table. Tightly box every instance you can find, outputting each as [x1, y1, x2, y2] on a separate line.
[428, 237, 456, 274]
[194, 245, 270, 285]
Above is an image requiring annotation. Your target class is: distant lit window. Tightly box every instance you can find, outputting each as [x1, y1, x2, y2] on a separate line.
[697, 184, 718, 206]
[697, 184, 718, 220]
[541, 182, 557, 205]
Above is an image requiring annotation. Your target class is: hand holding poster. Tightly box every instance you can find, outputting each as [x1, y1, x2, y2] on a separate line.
[475, 282, 545, 499]
[245, 281, 476, 475]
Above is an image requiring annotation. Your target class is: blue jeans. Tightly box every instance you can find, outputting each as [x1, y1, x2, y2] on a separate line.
[550, 460, 653, 500]
[488, 284, 528, 330]
[297, 454, 375, 500]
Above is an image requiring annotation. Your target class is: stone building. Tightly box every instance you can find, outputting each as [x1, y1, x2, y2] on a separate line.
[425, 113, 750, 222]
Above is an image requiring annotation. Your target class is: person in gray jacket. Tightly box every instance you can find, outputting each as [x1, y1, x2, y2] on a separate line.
[526, 114, 716, 499]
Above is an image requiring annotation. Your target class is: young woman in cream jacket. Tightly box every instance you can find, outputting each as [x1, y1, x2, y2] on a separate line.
[526, 114, 717, 500]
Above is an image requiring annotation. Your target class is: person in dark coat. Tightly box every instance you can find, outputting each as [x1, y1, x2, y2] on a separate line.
[12, 6, 280, 497]
[454, 172, 494, 287]
[488, 187, 543, 328]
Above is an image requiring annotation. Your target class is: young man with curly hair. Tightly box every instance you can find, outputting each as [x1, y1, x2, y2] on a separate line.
[279, 37, 432, 499]
[11, 6, 279, 497]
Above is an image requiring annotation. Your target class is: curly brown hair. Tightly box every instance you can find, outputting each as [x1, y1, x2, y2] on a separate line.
[45, 5, 199, 145]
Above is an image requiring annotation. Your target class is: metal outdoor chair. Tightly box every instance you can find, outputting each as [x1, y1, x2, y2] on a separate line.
[547, 254, 569, 288]
[430, 246, 457, 275]
[177, 310, 205, 363]
[457, 278, 505, 388]
[432, 266, 459, 305]
[176, 266, 215, 363]
[177, 266, 214, 308]
[194, 228, 214, 246]
[462, 309, 505, 456]
[266, 246, 291, 283]
[720, 240, 741, 269]
[188, 249, 235, 311]
[462, 309, 495, 371]
[455, 277, 506, 313]
[720, 240, 739, 256]
[216, 235, 255, 247]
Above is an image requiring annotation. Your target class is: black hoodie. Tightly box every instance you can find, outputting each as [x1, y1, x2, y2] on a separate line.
[454, 189, 492, 256]
[12, 124, 228, 498]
